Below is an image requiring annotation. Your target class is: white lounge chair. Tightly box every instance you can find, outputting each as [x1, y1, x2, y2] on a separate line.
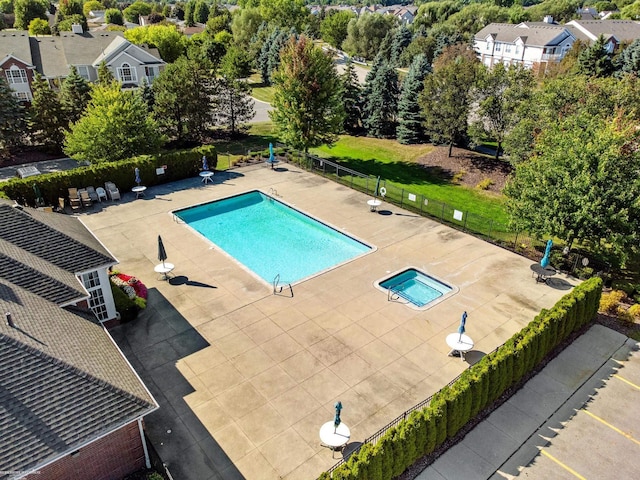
[105, 182, 121, 201]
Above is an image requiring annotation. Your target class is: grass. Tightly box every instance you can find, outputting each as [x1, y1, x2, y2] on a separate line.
[311, 136, 508, 223]
[247, 73, 276, 104]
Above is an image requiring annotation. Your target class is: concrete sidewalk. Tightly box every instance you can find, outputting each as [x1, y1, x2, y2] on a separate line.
[416, 324, 635, 480]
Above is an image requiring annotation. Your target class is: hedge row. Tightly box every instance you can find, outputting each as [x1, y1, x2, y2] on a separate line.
[0, 145, 217, 207]
[322, 277, 603, 480]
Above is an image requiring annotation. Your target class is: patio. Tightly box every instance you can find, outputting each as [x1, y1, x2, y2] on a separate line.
[81, 163, 576, 480]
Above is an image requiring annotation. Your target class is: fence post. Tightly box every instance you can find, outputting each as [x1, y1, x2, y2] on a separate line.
[420, 194, 423, 213]
[513, 231, 519, 250]
[441, 202, 445, 221]
[463, 212, 468, 231]
[400, 189, 404, 208]
[488, 220, 493, 240]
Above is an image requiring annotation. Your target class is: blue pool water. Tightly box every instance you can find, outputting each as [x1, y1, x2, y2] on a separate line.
[174, 191, 371, 284]
[380, 269, 452, 308]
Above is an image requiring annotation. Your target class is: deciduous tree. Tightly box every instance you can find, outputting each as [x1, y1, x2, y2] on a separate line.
[125, 24, 185, 62]
[231, 7, 263, 48]
[504, 112, 640, 265]
[13, 0, 48, 29]
[270, 35, 344, 152]
[342, 13, 396, 61]
[104, 8, 123, 25]
[64, 82, 164, 162]
[28, 17, 50, 34]
[471, 63, 534, 160]
[320, 10, 355, 49]
[215, 77, 254, 136]
[420, 44, 479, 156]
[123, 0, 152, 23]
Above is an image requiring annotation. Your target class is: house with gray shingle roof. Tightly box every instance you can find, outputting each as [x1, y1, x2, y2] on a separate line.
[1, 30, 165, 100]
[0, 201, 158, 480]
[474, 19, 640, 71]
[474, 21, 576, 71]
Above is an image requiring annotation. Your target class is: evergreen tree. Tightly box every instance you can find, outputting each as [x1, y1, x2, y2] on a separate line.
[360, 53, 384, 110]
[397, 54, 431, 144]
[216, 77, 255, 135]
[184, 0, 195, 26]
[139, 78, 154, 112]
[363, 62, 399, 138]
[270, 35, 344, 152]
[620, 38, 640, 75]
[378, 30, 394, 63]
[267, 30, 290, 84]
[152, 56, 216, 143]
[97, 61, 115, 85]
[578, 35, 614, 77]
[258, 28, 279, 85]
[28, 73, 66, 152]
[340, 60, 362, 134]
[391, 25, 412, 67]
[64, 82, 164, 163]
[193, 0, 208, 23]
[60, 66, 91, 125]
[0, 77, 26, 157]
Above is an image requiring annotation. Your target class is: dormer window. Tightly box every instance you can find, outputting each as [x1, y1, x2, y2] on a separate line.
[117, 63, 137, 83]
[5, 65, 28, 84]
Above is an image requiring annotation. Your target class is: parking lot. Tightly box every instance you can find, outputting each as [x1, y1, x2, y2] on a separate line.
[511, 343, 640, 479]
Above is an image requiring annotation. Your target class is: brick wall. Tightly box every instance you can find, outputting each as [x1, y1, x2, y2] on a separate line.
[27, 421, 146, 480]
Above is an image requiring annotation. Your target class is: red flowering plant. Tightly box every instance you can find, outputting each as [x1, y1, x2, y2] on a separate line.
[109, 269, 147, 309]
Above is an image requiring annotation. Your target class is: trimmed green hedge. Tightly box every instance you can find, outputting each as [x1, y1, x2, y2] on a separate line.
[325, 277, 602, 480]
[0, 145, 217, 207]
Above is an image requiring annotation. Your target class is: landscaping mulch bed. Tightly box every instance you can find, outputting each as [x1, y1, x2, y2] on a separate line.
[415, 146, 512, 193]
[596, 312, 640, 340]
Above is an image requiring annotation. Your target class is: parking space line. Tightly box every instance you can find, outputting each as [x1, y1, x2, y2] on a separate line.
[582, 410, 640, 447]
[540, 450, 586, 479]
[613, 374, 640, 390]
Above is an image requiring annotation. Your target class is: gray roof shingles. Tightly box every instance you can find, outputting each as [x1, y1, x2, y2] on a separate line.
[0, 204, 115, 273]
[0, 284, 157, 477]
[0, 31, 32, 65]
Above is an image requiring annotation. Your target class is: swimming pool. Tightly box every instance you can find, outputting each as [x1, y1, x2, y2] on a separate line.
[379, 268, 454, 308]
[174, 191, 372, 284]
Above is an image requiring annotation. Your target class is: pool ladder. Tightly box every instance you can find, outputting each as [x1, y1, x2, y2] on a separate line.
[268, 188, 279, 197]
[273, 274, 293, 297]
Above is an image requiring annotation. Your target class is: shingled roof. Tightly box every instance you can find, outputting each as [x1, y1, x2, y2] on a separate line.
[0, 283, 157, 476]
[0, 203, 115, 274]
[475, 22, 574, 47]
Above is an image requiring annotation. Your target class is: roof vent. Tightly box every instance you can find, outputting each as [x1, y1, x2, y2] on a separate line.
[543, 15, 554, 24]
[6, 312, 15, 328]
[72, 23, 84, 34]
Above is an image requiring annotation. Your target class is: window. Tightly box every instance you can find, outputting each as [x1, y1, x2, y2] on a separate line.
[117, 63, 137, 83]
[495, 43, 502, 52]
[76, 65, 90, 80]
[486, 41, 491, 51]
[515, 44, 521, 54]
[505, 44, 512, 53]
[5, 67, 27, 84]
[144, 66, 158, 82]
[80, 271, 109, 321]
[12, 92, 29, 101]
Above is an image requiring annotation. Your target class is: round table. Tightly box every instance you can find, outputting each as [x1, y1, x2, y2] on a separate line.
[367, 199, 382, 212]
[319, 421, 350, 458]
[154, 262, 175, 280]
[199, 171, 214, 184]
[132, 185, 147, 198]
[446, 333, 474, 361]
[530, 264, 556, 284]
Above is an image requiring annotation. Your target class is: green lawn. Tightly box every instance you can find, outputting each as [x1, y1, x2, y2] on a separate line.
[311, 136, 508, 223]
[247, 73, 276, 104]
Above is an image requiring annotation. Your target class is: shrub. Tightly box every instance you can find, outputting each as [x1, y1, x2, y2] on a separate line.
[599, 290, 626, 314]
[628, 304, 640, 320]
[617, 306, 635, 323]
[110, 280, 139, 322]
[452, 170, 466, 183]
[476, 178, 493, 190]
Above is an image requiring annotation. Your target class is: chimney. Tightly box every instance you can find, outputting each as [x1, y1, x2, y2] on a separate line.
[71, 23, 84, 34]
[543, 15, 554, 24]
[6, 312, 15, 328]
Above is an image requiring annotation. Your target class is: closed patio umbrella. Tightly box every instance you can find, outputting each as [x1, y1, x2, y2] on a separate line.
[202, 155, 209, 171]
[32, 183, 44, 207]
[266, 143, 279, 169]
[135, 167, 142, 186]
[374, 176, 381, 198]
[158, 235, 168, 268]
[334, 401, 342, 432]
[458, 311, 467, 341]
[540, 239, 553, 268]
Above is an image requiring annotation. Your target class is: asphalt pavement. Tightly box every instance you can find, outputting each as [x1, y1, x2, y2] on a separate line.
[415, 324, 638, 480]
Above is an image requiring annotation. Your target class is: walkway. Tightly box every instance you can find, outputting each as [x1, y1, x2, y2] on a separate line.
[416, 324, 638, 480]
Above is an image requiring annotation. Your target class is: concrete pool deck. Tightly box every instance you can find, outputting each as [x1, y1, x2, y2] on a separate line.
[80, 164, 578, 480]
